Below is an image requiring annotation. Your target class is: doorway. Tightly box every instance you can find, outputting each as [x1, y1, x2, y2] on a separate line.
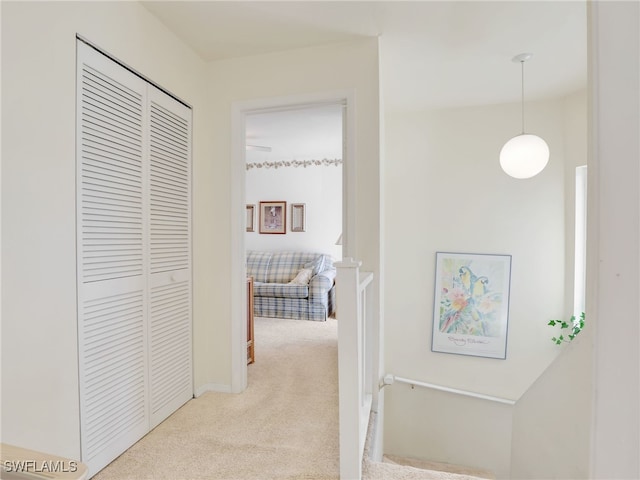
[231, 93, 354, 392]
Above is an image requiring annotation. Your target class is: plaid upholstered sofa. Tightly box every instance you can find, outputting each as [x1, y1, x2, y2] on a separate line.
[247, 251, 336, 321]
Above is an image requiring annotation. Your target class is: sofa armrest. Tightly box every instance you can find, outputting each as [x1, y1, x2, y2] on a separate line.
[309, 268, 336, 301]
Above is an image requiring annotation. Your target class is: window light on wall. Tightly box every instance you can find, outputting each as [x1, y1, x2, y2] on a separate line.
[574, 165, 587, 316]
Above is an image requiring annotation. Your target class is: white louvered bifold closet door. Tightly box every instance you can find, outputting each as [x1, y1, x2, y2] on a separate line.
[76, 40, 192, 477]
[147, 85, 192, 429]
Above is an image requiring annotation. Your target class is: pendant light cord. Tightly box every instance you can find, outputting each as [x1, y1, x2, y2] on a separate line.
[521, 60, 525, 134]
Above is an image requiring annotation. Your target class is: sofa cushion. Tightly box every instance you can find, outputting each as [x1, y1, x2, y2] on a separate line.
[247, 251, 272, 283]
[253, 282, 309, 299]
[304, 255, 326, 276]
[289, 267, 313, 285]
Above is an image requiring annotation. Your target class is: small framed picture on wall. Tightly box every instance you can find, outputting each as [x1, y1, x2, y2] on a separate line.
[246, 204, 255, 232]
[291, 203, 305, 232]
[259, 201, 286, 234]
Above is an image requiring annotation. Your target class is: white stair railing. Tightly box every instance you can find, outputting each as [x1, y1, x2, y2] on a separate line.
[380, 374, 516, 405]
[335, 258, 375, 480]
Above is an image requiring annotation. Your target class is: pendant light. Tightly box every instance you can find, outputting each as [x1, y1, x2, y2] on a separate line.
[499, 53, 549, 179]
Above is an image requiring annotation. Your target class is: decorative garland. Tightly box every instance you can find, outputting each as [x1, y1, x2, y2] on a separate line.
[246, 158, 342, 170]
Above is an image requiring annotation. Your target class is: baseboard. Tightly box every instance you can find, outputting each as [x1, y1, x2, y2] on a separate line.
[194, 383, 233, 397]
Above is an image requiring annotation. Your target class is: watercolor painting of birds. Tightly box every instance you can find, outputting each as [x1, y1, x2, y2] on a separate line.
[433, 252, 512, 359]
[439, 262, 501, 336]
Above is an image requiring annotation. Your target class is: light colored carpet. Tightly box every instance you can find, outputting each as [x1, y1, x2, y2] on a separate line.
[365, 455, 494, 480]
[363, 459, 492, 480]
[93, 316, 492, 480]
[94, 316, 339, 480]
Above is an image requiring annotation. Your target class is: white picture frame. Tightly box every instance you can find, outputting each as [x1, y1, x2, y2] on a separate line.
[246, 204, 255, 232]
[291, 203, 305, 232]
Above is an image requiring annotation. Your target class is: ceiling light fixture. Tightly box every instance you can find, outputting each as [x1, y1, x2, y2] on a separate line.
[499, 53, 549, 179]
[246, 144, 272, 153]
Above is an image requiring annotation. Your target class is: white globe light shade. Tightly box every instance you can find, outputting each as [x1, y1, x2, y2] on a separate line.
[499, 134, 550, 179]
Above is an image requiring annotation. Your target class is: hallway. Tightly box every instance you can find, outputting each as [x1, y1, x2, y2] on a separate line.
[94, 317, 339, 479]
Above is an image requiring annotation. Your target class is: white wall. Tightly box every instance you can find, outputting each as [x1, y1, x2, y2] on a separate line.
[510, 329, 592, 479]
[589, 2, 640, 477]
[245, 164, 342, 257]
[385, 385, 514, 478]
[1, 1, 211, 460]
[509, 89, 591, 479]
[383, 94, 585, 476]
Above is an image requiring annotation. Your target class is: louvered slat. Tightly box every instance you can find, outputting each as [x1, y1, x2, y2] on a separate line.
[77, 42, 150, 476]
[80, 62, 144, 283]
[149, 100, 190, 274]
[82, 291, 146, 459]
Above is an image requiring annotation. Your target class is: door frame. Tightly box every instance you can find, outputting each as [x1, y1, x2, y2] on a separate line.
[230, 90, 356, 392]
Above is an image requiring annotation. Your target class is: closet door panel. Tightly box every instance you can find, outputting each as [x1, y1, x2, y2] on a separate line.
[79, 280, 147, 471]
[147, 86, 193, 428]
[148, 88, 191, 275]
[149, 275, 192, 426]
[76, 41, 149, 475]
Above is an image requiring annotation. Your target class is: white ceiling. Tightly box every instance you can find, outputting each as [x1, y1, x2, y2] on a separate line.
[245, 104, 344, 162]
[141, 1, 587, 151]
[142, 0, 587, 112]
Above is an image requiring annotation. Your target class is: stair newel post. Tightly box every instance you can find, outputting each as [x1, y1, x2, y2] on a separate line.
[335, 257, 363, 480]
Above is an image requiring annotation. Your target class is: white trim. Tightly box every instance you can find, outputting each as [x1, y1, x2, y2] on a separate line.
[359, 271, 374, 291]
[343, 98, 357, 260]
[194, 383, 233, 397]
[231, 90, 356, 393]
[76, 35, 191, 109]
[230, 105, 248, 394]
[586, 2, 600, 474]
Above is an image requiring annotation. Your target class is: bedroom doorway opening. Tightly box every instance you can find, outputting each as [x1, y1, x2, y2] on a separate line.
[232, 94, 352, 393]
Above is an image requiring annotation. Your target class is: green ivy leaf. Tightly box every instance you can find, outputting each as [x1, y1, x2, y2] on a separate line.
[548, 312, 586, 345]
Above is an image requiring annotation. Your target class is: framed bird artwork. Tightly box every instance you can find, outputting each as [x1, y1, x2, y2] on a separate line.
[432, 252, 512, 359]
